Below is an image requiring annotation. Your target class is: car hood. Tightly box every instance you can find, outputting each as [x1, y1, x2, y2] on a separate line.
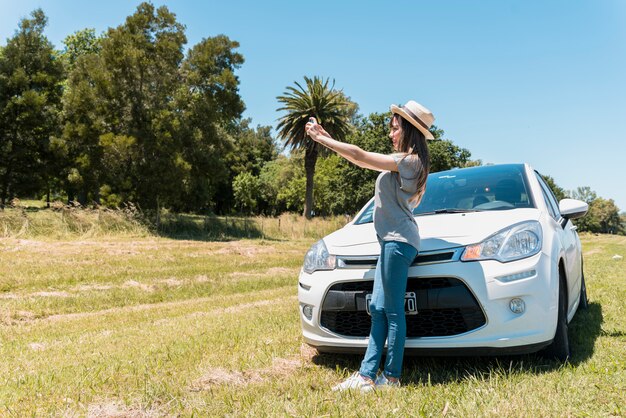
[325, 209, 541, 255]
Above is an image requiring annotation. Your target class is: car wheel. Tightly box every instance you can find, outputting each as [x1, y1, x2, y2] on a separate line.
[542, 270, 570, 362]
[579, 260, 589, 310]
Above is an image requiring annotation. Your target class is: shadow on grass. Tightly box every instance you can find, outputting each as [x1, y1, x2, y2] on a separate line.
[312, 302, 603, 384]
[153, 213, 271, 242]
[23, 206, 46, 212]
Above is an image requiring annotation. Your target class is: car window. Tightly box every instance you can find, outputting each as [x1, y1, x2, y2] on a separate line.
[535, 172, 561, 221]
[355, 165, 535, 224]
[356, 201, 374, 224]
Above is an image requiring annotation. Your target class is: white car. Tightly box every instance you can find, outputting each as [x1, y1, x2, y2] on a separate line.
[298, 164, 589, 361]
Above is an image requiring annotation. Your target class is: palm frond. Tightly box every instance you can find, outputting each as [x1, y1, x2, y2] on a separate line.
[276, 76, 352, 152]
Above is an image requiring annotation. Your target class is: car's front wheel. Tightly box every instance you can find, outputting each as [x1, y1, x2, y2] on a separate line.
[542, 269, 570, 362]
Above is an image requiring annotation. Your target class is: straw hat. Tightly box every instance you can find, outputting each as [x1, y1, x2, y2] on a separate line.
[390, 100, 435, 140]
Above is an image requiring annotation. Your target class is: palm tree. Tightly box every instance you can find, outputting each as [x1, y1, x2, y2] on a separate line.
[276, 76, 352, 219]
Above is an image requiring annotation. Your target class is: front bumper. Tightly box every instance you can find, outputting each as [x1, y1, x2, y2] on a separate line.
[298, 250, 558, 355]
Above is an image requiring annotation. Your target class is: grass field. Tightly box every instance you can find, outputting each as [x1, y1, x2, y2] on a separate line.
[0, 211, 625, 416]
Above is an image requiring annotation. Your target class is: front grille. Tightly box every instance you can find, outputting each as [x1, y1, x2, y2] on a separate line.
[320, 277, 485, 338]
[337, 250, 459, 269]
[415, 252, 454, 264]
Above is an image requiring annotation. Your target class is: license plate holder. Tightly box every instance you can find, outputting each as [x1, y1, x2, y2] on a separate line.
[365, 292, 418, 316]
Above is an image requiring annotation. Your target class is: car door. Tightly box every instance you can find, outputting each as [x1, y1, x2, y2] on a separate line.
[535, 173, 581, 314]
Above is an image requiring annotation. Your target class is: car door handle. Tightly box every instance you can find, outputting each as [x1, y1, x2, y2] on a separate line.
[569, 225, 578, 231]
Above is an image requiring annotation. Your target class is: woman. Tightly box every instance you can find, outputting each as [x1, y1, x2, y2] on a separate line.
[305, 100, 434, 391]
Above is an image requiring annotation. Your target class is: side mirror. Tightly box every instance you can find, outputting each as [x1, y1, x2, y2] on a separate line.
[559, 198, 588, 220]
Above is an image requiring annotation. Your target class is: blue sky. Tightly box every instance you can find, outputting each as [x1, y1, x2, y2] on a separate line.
[2, 0, 625, 211]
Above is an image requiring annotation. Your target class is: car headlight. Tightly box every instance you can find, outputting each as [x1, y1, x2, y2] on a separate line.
[461, 221, 542, 263]
[303, 239, 336, 274]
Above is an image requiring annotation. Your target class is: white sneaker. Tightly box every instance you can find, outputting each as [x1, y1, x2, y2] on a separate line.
[374, 373, 401, 388]
[332, 372, 375, 392]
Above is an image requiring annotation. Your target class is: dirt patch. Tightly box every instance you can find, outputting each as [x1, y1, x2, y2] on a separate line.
[219, 296, 297, 314]
[191, 368, 255, 388]
[266, 267, 296, 275]
[86, 401, 166, 418]
[214, 242, 275, 257]
[161, 278, 182, 287]
[73, 284, 114, 292]
[41, 294, 294, 324]
[0, 290, 71, 299]
[0, 279, 177, 301]
[267, 358, 303, 378]
[229, 267, 296, 279]
[28, 342, 47, 351]
[229, 271, 262, 278]
[33, 291, 71, 298]
[584, 248, 603, 256]
[1, 309, 37, 325]
[122, 278, 181, 291]
[1, 239, 46, 252]
[187, 298, 287, 319]
[191, 356, 305, 391]
[299, 343, 319, 362]
[123, 280, 155, 292]
[221, 299, 273, 313]
[193, 274, 214, 283]
[0, 238, 178, 257]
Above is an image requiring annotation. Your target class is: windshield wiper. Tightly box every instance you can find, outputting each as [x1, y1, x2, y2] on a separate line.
[416, 208, 480, 216]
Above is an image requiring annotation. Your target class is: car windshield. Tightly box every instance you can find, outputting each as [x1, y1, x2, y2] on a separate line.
[355, 164, 534, 225]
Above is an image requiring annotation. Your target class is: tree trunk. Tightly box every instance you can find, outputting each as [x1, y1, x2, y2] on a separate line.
[1, 168, 11, 210]
[67, 187, 75, 205]
[303, 144, 318, 220]
[156, 195, 161, 231]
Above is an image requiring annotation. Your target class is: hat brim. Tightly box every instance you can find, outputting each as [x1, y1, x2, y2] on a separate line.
[390, 104, 435, 140]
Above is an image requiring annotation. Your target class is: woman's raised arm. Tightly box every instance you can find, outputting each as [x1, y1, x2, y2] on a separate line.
[305, 119, 397, 172]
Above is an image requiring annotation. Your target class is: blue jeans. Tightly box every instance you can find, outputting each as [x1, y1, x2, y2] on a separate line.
[359, 240, 418, 381]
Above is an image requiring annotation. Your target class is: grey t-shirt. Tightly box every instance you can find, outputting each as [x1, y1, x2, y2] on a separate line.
[373, 154, 424, 250]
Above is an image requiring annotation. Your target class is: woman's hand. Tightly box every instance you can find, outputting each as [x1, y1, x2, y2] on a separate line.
[305, 118, 329, 142]
[304, 116, 397, 172]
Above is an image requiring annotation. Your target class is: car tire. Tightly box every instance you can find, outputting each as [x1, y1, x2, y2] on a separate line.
[542, 270, 570, 362]
[579, 260, 589, 310]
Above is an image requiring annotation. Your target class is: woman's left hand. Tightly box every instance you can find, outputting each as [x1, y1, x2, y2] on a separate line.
[305, 118, 327, 142]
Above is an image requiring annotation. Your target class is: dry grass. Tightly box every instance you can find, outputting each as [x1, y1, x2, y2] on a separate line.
[0, 229, 624, 416]
[0, 205, 348, 241]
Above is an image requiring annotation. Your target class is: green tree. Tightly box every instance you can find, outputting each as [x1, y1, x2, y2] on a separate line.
[276, 76, 352, 219]
[258, 153, 306, 215]
[61, 28, 102, 73]
[61, 3, 245, 212]
[60, 29, 106, 204]
[176, 34, 245, 212]
[543, 175, 567, 201]
[428, 128, 473, 172]
[569, 186, 597, 204]
[313, 154, 343, 216]
[232, 171, 260, 214]
[100, 3, 188, 210]
[228, 120, 278, 177]
[568, 187, 600, 233]
[218, 119, 278, 214]
[0, 9, 64, 207]
[590, 198, 623, 234]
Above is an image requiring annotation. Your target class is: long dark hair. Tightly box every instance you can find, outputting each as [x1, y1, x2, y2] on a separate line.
[392, 114, 430, 205]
